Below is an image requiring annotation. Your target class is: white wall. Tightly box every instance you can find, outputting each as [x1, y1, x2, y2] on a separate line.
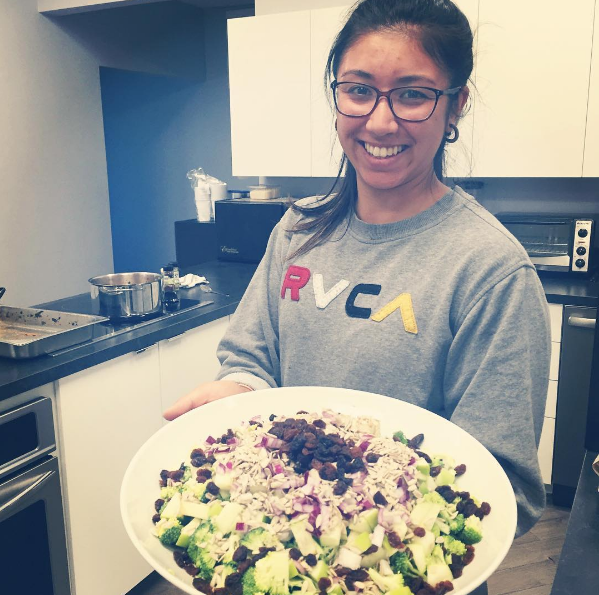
[255, 0, 351, 16]
[0, 0, 113, 306]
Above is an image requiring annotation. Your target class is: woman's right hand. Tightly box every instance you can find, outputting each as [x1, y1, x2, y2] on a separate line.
[162, 380, 253, 421]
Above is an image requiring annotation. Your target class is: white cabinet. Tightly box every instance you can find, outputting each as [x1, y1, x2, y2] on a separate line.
[159, 316, 230, 421]
[55, 346, 162, 595]
[228, 11, 312, 177]
[37, 0, 162, 15]
[583, 2, 599, 176]
[538, 302, 563, 486]
[472, 0, 595, 177]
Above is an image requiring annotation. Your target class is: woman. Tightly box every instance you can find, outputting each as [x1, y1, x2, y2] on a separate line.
[165, 1, 551, 589]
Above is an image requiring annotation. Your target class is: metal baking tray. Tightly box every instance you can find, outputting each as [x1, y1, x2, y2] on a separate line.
[0, 306, 108, 359]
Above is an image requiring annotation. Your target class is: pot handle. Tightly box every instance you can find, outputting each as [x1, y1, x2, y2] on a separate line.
[101, 287, 125, 295]
[0, 287, 5, 301]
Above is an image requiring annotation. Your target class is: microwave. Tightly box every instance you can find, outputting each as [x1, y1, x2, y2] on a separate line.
[496, 213, 595, 275]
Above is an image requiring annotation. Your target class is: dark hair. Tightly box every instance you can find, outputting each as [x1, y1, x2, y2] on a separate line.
[290, 0, 474, 258]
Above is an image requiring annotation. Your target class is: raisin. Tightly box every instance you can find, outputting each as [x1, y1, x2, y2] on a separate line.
[333, 481, 349, 496]
[311, 459, 324, 471]
[349, 446, 363, 458]
[365, 453, 380, 464]
[191, 448, 205, 459]
[237, 560, 252, 574]
[347, 569, 369, 582]
[225, 573, 242, 587]
[185, 565, 200, 576]
[289, 548, 301, 561]
[232, 546, 249, 562]
[305, 554, 318, 567]
[480, 502, 491, 516]
[413, 526, 426, 537]
[454, 464, 466, 476]
[154, 499, 165, 513]
[318, 578, 332, 590]
[407, 433, 425, 448]
[373, 491, 388, 506]
[269, 414, 276, 421]
[363, 545, 379, 555]
[312, 419, 326, 429]
[387, 531, 403, 548]
[334, 566, 352, 576]
[169, 469, 184, 482]
[206, 481, 220, 495]
[174, 550, 192, 568]
[430, 465, 442, 477]
[192, 578, 213, 593]
[152, 513, 161, 523]
[319, 463, 337, 481]
[415, 450, 432, 463]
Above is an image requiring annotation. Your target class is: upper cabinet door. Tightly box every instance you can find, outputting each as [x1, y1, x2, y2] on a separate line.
[444, 0, 479, 178]
[310, 5, 348, 178]
[228, 12, 312, 177]
[583, 3, 599, 176]
[472, 0, 595, 177]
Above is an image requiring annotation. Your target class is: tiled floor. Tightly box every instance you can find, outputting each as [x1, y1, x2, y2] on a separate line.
[129, 503, 570, 595]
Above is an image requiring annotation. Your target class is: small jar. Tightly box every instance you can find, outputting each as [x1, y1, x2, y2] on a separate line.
[161, 263, 180, 310]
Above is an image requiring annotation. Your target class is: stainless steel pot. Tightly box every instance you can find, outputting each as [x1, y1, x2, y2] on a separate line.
[88, 273, 163, 320]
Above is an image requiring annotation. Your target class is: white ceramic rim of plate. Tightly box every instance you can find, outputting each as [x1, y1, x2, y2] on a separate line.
[121, 386, 517, 595]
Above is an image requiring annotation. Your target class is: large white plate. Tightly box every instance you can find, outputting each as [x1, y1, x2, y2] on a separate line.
[121, 387, 517, 595]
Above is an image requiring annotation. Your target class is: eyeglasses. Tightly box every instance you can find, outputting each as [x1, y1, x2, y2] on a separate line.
[331, 81, 462, 122]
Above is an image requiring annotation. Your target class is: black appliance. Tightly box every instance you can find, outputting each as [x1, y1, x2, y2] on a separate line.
[496, 213, 595, 275]
[175, 219, 219, 267]
[0, 387, 71, 594]
[585, 312, 599, 452]
[215, 199, 289, 263]
[551, 306, 597, 506]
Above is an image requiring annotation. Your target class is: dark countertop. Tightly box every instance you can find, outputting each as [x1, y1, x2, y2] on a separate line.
[551, 450, 599, 594]
[0, 261, 257, 401]
[0, 262, 597, 401]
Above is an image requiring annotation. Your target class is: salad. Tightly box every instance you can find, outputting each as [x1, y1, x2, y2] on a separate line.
[151, 410, 491, 595]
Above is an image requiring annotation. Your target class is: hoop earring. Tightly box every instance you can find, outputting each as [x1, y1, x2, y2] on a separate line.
[445, 124, 459, 144]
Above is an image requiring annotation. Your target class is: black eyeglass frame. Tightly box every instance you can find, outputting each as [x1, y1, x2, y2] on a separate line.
[331, 80, 462, 122]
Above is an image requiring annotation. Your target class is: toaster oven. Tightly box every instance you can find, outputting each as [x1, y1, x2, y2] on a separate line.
[496, 213, 595, 275]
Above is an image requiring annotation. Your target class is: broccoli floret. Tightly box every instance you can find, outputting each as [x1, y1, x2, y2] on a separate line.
[242, 567, 263, 595]
[187, 521, 217, 579]
[393, 430, 408, 445]
[160, 485, 181, 500]
[458, 515, 483, 545]
[155, 518, 182, 546]
[254, 550, 290, 595]
[389, 550, 421, 579]
[240, 527, 276, 553]
[442, 535, 467, 557]
[448, 513, 465, 535]
[423, 492, 446, 507]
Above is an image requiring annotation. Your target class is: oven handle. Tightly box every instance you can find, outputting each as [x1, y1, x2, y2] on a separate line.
[568, 316, 596, 330]
[0, 470, 54, 520]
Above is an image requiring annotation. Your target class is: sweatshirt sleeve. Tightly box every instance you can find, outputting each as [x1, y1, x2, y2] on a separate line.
[444, 264, 551, 537]
[215, 214, 294, 391]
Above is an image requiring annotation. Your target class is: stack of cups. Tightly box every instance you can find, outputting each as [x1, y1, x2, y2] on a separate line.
[195, 185, 212, 222]
[209, 181, 228, 219]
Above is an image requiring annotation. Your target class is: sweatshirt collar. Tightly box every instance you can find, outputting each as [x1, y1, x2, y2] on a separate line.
[348, 187, 463, 243]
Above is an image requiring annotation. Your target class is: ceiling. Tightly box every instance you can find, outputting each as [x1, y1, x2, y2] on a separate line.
[178, 0, 254, 8]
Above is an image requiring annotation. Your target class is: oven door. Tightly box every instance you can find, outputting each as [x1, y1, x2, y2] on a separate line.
[499, 216, 573, 272]
[0, 456, 71, 594]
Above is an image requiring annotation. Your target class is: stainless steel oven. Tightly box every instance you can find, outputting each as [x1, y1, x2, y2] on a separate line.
[0, 386, 71, 594]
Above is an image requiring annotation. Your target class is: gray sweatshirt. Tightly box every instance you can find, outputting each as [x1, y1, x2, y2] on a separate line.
[217, 186, 551, 536]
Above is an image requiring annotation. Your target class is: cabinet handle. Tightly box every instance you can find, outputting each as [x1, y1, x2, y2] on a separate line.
[567, 316, 596, 329]
[136, 343, 157, 354]
[0, 470, 54, 517]
[166, 332, 187, 343]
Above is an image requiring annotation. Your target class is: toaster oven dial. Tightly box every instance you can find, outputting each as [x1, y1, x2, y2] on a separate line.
[575, 258, 586, 268]
[576, 246, 587, 256]
[578, 228, 589, 238]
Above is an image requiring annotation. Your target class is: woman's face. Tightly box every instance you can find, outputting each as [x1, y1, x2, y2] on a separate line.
[335, 30, 466, 197]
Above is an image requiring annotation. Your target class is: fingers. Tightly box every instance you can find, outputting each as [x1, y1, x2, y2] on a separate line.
[163, 389, 210, 421]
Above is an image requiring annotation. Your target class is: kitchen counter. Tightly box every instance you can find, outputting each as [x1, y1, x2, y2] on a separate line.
[0, 261, 257, 401]
[551, 450, 599, 594]
[0, 262, 597, 402]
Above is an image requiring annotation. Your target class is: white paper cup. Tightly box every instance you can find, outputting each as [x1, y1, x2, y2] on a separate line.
[195, 198, 212, 222]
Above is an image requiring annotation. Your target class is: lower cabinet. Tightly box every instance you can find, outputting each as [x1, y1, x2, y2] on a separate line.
[159, 316, 230, 420]
[55, 316, 229, 595]
[56, 346, 163, 595]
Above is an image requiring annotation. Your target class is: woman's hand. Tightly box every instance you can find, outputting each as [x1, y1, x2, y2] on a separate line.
[162, 380, 253, 421]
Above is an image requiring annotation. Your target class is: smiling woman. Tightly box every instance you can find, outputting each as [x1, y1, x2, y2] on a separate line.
[164, 4, 552, 594]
